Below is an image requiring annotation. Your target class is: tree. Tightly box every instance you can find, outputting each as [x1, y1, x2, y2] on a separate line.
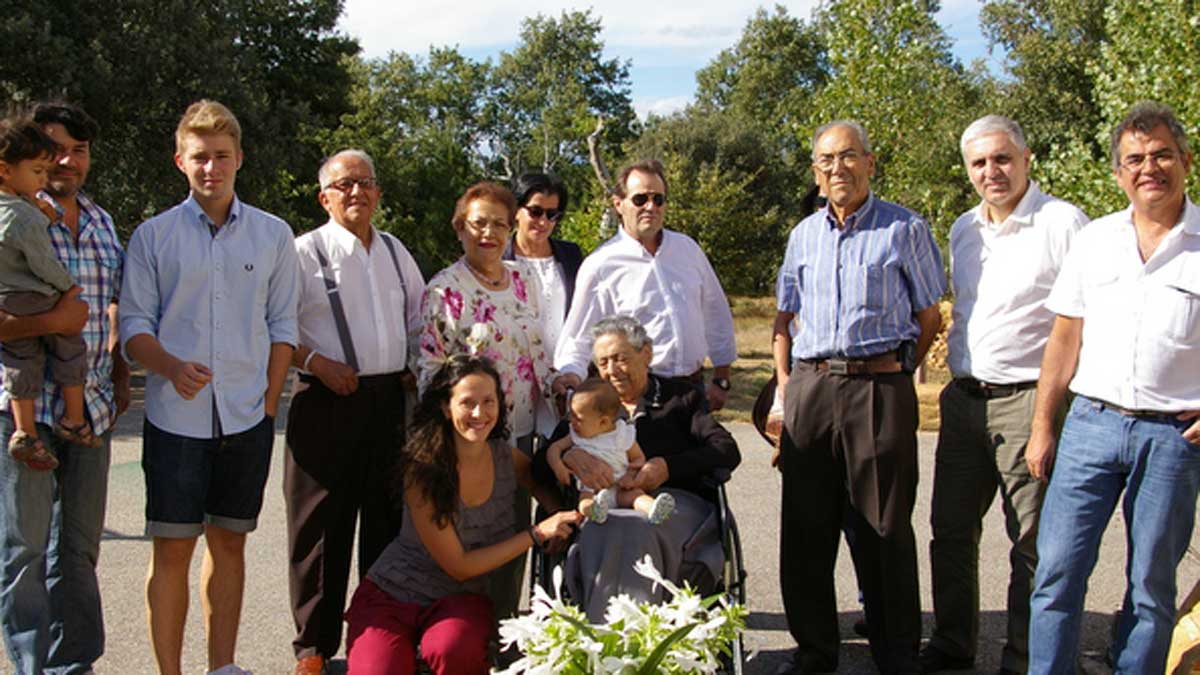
[312, 48, 491, 273]
[1, 0, 358, 235]
[806, 0, 985, 241]
[486, 10, 637, 190]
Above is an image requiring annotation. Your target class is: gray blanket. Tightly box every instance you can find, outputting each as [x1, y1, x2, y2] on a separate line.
[564, 488, 725, 622]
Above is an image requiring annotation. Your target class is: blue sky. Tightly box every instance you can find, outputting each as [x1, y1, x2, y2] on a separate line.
[338, 1, 1002, 119]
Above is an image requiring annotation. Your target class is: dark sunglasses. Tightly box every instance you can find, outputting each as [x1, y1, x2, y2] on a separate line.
[522, 204, 564, 222]
[630, 192, 665, 207]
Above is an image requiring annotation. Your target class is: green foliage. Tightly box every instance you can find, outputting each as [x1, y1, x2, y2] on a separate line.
[1, 0, 357, 237]
[806, 0, 984, 239]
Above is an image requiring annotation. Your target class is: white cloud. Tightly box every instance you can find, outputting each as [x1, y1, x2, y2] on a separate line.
[634, 96, 692, 120]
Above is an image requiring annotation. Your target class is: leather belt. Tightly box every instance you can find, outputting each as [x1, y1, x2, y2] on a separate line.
[1093, 397, 1179, 420]
[957, 378, 1037, 399]
[299, 371, 406, 391]
[799, 351, 902, 375]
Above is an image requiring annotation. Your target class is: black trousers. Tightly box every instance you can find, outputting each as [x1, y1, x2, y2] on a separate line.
[284, 373, 406, 660]
[779, 364, 921, 674]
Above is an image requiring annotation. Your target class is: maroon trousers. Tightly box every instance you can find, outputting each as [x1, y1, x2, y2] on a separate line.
[779, 364, 921, 674]
[284, 374, 406, 660]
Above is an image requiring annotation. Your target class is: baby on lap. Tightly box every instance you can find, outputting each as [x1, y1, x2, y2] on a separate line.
[547, 377, 674, 524]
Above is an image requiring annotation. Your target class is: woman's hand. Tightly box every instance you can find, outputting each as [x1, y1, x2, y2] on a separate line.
[563, 447, 616, 491]
[534, 510, 582, 554]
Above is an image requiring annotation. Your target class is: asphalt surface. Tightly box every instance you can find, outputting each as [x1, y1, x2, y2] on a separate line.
[3, 389, 1196, 674]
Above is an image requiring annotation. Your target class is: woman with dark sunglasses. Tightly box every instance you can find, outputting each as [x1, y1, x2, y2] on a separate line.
[503, 172, 583, 359]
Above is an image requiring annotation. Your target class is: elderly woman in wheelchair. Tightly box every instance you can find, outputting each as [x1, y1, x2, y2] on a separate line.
[534, 314, 743, 622]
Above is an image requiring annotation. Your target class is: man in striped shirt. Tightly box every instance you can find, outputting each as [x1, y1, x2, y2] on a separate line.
[772, 120, 946, 675]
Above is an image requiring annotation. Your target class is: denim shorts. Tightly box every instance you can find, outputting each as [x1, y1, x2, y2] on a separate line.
[142, 416, 275, 538]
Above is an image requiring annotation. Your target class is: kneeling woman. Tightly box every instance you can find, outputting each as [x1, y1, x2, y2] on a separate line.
[345, 355, 580, 674]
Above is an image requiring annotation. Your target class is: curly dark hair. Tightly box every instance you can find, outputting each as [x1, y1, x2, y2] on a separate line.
[398, 355, 510, 527]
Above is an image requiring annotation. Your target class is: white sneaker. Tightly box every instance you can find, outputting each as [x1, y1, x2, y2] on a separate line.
[208, 665, 253, 675]
[589, 488, 615, 523]
[647, 493, 675, 525]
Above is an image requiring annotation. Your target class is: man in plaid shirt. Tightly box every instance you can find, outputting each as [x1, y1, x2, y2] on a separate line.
[0, 102, 129, 674]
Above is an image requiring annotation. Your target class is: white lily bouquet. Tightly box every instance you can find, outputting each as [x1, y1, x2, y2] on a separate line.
[493, 555, 747, 674]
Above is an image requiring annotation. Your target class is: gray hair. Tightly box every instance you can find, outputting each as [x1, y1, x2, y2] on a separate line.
[591, 315, 652, 351]
[1110, 101, 1192, 170]
[318, 148, 377, 187]
[812, 120, 872, 157]
[960, 114, 1028, 160]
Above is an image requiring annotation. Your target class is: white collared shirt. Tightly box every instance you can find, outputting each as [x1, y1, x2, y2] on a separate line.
[555, 227, 737, 379]
[295, 221, 425, 376]
[947, 182, 1089, 383]
[1047, 197, 1200, 411]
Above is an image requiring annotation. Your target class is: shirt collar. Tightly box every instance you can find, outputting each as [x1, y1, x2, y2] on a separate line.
[633, 374, 665, 418]
[823, 192, 876, 231]
[183, 193, 242, 231]
[616, 225, 665, 256]
[971, 180, 1041, 230]
[1181, 197, 1200, 236]
[36, 189, 101, 230]
[321, 219, 375, 257]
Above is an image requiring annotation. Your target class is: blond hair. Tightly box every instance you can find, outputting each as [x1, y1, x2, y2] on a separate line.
[175, 100, 242, 152]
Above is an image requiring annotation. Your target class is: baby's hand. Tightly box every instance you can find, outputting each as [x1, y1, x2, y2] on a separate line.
[618, 469, 638, 490]
[32, 198, 58, 223]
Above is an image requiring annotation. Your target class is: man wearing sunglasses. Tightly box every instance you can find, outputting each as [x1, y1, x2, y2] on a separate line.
[285, 149, 425, 675]
[554, 158, 736, 413]
[772, 120, 946, 675]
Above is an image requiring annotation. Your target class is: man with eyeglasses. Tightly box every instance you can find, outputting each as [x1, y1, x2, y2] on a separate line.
[555, 158, 736, 414]
[285, 149, 424, 675]
[772, 120, 945, 675]
[919, 115, 1089, 675]
[1025, 102, 1199, 674]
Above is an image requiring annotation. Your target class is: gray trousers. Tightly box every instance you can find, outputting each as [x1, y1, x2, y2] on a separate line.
[0, 291, 87, 400]
[928, 379, 1044, 672]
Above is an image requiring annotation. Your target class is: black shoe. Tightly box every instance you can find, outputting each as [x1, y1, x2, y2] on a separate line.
[917, 645, 974, 673]
[775, 649, 835, 674]
[996, 669, 1021, 675]
[852, 618, 869, 638]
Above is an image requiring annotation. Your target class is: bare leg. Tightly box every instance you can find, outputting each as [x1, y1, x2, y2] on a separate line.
[624, 489, 675, 524]
[202, 524, 247, 671]
[59, 384, 86, 427]
[10, 398, 37, 436]
[623, 489, 653, 515]
[147, 536, 199, 675]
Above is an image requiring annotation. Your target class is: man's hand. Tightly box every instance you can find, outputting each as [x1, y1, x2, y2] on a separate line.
[167, 359, 212, 400]
[50, 287, 89, 336]
[1026, 426, 1057, 482]
[705, 382, 729, 411]
[311, 353, 358, 396]
[563, 447, 616, 491]
[552, 373, 581, 397]
[1178, 410, 1200, 445]
[633, 457, 670, 492]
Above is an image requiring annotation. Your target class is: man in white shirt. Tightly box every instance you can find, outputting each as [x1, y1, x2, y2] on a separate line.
[921, 115, 1088, 674]
[1026, 102, 1200, 674]
[554, 159, 736, 410]
[285, 149, 424, 675]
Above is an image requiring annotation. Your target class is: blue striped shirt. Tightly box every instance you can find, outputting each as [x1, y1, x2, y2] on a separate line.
[119, 195, 300, 438]
[776, 193, 946, 360]
[0, 191, 124, 434]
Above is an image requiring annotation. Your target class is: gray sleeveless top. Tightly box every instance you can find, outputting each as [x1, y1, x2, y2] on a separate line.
[366, 439, 519, 605]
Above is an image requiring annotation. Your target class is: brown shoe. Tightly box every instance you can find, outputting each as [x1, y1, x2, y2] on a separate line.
[294, 655, 325, 675]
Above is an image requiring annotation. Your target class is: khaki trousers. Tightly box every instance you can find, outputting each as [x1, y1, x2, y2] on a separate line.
[928, 379, 1044, 672]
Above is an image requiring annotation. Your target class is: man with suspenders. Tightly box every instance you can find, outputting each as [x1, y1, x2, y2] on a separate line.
[286, 149, 425, 675]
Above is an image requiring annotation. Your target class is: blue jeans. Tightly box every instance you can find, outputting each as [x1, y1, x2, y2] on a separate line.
[0, 413, 111, 675]
[1029, 397, 1200, 674]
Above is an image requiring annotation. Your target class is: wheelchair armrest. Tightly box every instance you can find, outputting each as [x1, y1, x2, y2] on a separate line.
[701, 468, 733, 489]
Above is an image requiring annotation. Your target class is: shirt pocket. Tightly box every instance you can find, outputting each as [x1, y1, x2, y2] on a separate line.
[860, 263, 892, 312]
[1156, 272, 1200, 344]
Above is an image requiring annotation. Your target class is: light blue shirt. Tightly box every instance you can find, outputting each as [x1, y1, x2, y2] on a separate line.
[776, 193, 946, 360]
[119, 195, 300, 438]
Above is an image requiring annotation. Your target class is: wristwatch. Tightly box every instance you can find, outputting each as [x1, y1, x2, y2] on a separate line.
[712, 377, 731, 391]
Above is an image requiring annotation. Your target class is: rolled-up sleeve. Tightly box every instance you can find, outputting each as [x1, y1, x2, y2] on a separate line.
[266, 224, 301, 346]
[118, 224, 160, 357]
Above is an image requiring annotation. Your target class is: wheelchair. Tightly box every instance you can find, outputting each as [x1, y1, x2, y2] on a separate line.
[528, 468, 747, 674]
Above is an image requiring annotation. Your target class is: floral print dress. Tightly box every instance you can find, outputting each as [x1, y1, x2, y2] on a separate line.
[418, 259, 557, 440]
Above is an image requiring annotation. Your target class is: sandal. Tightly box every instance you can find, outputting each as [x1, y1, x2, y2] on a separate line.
[54, 417, 101, 448]
[8, 431, 58, 471]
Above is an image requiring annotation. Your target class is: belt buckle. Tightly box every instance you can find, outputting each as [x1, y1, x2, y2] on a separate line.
[827, 359, 849, 375]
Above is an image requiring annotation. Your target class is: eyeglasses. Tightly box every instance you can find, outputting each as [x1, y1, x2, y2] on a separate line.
[1119, 149, 1179, 172]
[464, 218, 511, 234]
[813, 151, 863, 172]
[522, 205, 564, 222]
[629, 192, 665, 207]
[323, 177, 378, 193]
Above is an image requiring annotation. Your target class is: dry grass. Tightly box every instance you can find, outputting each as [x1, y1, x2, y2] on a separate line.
[715, 296, 950, 432]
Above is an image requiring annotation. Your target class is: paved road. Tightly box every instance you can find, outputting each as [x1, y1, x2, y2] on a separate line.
[4, 392, 1194, 674]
